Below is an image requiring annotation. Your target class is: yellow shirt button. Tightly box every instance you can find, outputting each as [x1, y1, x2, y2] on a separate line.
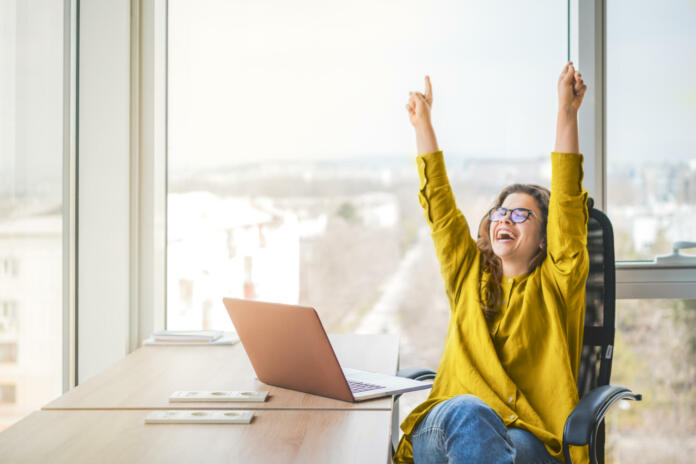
[419, 162, 425, 167]
[508, 397, 514, 403]
[507, 278, 513, 283]
[509, 414, 515, 420]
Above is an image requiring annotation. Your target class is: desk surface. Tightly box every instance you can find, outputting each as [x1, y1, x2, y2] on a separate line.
[44, 334, 399, 411]
[0, 409, 391, 464]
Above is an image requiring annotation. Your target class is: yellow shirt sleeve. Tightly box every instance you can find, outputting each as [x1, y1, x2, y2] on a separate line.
[415, 150, 479, 308]
[547, 152, 589, 269]
[542, 151, 590, 377]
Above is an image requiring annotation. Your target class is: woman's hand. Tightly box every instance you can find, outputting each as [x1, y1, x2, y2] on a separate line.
[406, 75, 439, 154]
[558, 61, 587, 114]
[555, 62, 584, 153]
[406, 76, 434, 129]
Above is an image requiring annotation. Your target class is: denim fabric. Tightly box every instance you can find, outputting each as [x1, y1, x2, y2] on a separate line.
[411, 395, 562, 464]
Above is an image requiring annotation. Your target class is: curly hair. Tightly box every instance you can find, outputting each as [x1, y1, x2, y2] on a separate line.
[476, 184, 550, 322]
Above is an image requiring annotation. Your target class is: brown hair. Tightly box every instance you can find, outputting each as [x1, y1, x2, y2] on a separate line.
[476, 184, 550, 322]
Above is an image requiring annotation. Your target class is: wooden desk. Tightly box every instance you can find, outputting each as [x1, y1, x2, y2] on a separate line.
[43, 334, 399, 411]
[0, 409, 392, 463]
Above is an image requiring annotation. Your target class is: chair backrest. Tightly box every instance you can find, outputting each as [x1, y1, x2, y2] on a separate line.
[577, 198, 616, 399]
[575, 198, 615, 464]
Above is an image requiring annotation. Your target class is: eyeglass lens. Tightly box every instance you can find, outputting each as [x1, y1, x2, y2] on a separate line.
[490, 207, 530, 223]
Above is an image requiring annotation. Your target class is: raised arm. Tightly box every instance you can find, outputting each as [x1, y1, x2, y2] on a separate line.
[406, 77, 478, 308]
[543, 62, 590, 373]
[545, 62, 589, 283]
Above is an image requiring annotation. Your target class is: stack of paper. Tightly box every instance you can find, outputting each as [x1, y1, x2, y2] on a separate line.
[143, 330, 239, 346]
[152, 330, 223, 343]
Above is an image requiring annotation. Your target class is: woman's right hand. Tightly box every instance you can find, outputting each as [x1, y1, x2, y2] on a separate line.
[406, 76, 433, 129]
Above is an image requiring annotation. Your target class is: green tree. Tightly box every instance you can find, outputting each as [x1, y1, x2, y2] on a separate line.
[336, 202, 358, 223]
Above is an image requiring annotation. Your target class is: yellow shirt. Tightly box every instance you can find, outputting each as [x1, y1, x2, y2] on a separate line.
[394, 150, 590, 464]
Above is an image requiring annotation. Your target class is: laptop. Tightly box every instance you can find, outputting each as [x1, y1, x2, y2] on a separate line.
[222, 298, 433, 402]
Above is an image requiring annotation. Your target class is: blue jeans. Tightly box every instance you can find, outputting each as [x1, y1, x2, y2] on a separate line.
[411, 395, 562, 464]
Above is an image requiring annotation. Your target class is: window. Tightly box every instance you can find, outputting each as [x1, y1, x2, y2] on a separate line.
[0, 385, 16, 404]
[606, 1, 696, 262]
[0, 343, 17, 363]
[0, 0, 65, 429]
[606, 299, 696, 464]
[166, 0, 568, 332]
[0, 301, 18, 334]
[1, 257, 18, 277]
[601, 11, 696, 456]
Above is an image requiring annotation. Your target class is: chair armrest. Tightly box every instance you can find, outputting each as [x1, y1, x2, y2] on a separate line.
[396, 367, 437, 381]
[393, 367, 435, 404]
[563, 385, 642, 464]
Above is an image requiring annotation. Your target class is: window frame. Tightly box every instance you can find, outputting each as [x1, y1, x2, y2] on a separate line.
[134, 0, 168, 351]
[70, 0, 167, 387]
[75, 0, 134, 384]
[63, 0, 77, 392]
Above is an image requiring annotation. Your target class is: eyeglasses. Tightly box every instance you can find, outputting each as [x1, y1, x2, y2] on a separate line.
[488, 206, 537, 224]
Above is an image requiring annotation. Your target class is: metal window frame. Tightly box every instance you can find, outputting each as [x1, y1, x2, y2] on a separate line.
[132, 0, 168, 344]
[62, 0, 77, 392]
[569, 0, 605, 210]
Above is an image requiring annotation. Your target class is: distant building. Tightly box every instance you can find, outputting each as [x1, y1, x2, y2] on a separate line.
[167, 192, 300, 330]
[349, 192, 399, 228]
[166, 189, 400, 331]
[0, 213, 62, 431]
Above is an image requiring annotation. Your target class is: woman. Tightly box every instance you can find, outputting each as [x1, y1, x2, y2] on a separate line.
[395, 62, 590, 464]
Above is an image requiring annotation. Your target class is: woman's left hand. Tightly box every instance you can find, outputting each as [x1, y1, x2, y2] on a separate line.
[558, 61, 587, 114]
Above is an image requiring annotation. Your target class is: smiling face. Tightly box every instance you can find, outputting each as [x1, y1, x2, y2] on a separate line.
[488, 192, 544, 266]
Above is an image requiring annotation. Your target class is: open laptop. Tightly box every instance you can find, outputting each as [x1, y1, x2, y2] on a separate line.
[222, 298, 433, 402]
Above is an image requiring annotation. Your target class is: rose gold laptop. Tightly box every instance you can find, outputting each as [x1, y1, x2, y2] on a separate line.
[222, 298, 432, 402]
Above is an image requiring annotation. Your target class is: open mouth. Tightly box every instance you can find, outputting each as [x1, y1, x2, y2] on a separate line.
[495, 229, 516, 243]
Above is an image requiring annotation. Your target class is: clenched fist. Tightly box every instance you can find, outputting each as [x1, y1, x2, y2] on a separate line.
[558, 61, 587, 114]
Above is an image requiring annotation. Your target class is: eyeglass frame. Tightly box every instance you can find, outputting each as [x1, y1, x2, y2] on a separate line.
[487, 206, 537, 224]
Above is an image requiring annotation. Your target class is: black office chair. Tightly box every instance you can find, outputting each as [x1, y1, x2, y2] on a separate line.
[394, 198, 642, 464]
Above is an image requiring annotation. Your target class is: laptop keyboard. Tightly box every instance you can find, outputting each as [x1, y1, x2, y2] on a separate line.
[348, 380, 385, 393]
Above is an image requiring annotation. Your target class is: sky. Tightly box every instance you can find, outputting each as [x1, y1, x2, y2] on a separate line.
[606, 0, 696, 163]
[167, 0, 696, 172]
[1, 0, 695, 197]
[167, 0, 567, 170]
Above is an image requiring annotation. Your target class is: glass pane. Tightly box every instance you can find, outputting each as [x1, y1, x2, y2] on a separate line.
[607, 1, 696, 261]
[0, 0, 64, 430]
[607, 299, 696, 463]
[167, 0, 566, 346]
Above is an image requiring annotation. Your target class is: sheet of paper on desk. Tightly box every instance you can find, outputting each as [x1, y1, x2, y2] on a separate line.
[143, 331, 239, 346]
